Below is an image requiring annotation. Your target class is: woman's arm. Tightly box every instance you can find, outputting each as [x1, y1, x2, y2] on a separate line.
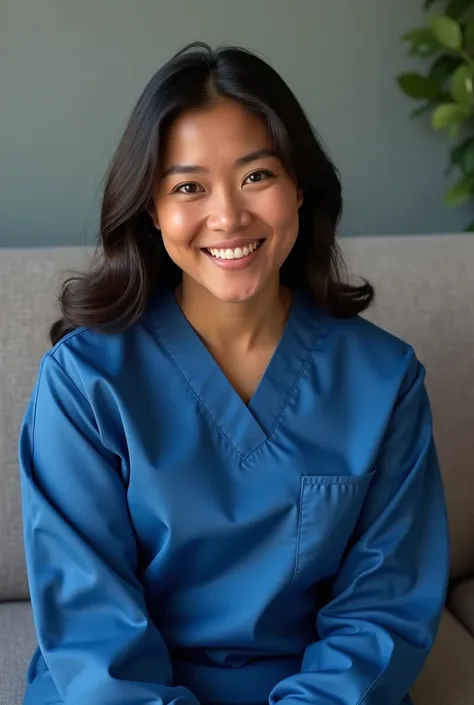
[269, 349, 449, 705]
[19, 352, 200, 705]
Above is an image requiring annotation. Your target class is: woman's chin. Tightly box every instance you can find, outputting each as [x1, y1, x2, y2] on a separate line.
[205, 280, 263, 305]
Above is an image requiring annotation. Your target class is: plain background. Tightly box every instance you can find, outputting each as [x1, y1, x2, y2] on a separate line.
[2, 0, 473, 247]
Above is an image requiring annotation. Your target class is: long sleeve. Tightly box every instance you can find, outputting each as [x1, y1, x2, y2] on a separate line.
[269, 350, 450, 705]
[19, 352, 200, 705]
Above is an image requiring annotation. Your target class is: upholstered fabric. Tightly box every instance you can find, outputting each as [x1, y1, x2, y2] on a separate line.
[0, 602, 37, 705]
[449, 576, 474, 638]
[411, 608, 474, 704]
[0, 246, 90, 600]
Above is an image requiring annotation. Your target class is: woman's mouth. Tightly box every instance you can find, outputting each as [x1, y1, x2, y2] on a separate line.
[205, 239, 264, 260]
[201, 239, 265, 270]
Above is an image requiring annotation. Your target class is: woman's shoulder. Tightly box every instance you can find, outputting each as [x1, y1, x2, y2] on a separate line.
[333, 311, 411, 353]
[43, 312, 154, 396]
[299, 291, 411, 360]
[49, 324, 125, 371]
[320, 307, 420, 388]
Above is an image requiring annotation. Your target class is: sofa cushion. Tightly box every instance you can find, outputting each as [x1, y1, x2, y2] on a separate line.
[0, 247, 90, 600]
[448, 576, 474, 637]
[0, 601, 36, 705]
[411, 608, 474, 705]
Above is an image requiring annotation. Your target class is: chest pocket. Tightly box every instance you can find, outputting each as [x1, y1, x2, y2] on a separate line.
[291, 472, 375, 588]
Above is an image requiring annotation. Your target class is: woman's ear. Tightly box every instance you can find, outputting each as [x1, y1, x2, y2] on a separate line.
[147, 200, 160, 230]
[297, 188, 304, 208]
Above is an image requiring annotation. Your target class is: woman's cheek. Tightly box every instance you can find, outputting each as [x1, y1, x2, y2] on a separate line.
[255, 184, 299, 230]
[161, 204, 198, 246]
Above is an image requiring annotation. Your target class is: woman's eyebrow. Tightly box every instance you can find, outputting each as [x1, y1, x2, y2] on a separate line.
[234, 148, 280, 167]
[162, 164, 206, 177]
[162, 148, 279, 178]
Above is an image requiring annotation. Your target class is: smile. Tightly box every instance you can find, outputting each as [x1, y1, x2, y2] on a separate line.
[206, 240, 263, 260]
[201, 239, 265, 271]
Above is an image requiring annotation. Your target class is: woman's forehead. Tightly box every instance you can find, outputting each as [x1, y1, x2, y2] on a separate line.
[161, 101, 272, 166]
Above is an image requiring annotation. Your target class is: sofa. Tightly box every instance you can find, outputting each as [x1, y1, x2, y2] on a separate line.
[0, 236, 473, 705]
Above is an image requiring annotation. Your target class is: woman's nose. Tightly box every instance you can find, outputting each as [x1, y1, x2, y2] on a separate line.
[206, 189, 251, 233]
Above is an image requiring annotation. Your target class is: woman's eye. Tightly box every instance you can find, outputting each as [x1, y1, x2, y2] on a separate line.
[244, 170, 275, 185]
[173, 182, 203, 195]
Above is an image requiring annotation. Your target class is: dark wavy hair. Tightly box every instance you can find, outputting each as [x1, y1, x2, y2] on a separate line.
[50, 42, 374, 345]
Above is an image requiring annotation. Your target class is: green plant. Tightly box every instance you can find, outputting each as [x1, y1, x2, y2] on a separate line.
[398, 0, 474, 227]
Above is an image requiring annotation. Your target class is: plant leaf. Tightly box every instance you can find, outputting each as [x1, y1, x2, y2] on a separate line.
[432, 102, 472, 128]
[402, 27, 442, 56]
[445, 177, 474, 205]
[462, 144, 474, 171]
[451, 137, 474, 173]
[446, 0, 474, 21]
[464, 219, 474, 231]
[398, 72, 442, 99]
[464, 21, 474, 48]
[429, 55, 463, 87]
[449, 123, 462, 139]
[428, 15, 463, 50]
[451, 64, 474, 103]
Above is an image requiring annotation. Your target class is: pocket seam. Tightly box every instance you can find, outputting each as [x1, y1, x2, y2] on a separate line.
[289, 478, 306, 589]
[302, 471, 375, 487]
[288, 471, 375, 590]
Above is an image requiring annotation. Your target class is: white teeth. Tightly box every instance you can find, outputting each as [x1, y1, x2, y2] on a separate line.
[208, 240, 261, 259]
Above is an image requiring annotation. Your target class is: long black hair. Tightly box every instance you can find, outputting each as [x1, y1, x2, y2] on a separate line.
[50, 42, 373, 345]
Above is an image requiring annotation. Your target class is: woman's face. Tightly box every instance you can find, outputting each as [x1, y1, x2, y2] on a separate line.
[150, 99, 302, 303]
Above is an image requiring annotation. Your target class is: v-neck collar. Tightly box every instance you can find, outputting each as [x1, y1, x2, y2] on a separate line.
[145, 288, 326, 460]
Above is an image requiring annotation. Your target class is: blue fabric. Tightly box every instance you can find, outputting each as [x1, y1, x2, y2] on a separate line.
[19, 290, 449, 705]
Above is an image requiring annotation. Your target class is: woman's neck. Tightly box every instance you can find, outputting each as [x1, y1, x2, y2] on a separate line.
[176, 277, 292, 354]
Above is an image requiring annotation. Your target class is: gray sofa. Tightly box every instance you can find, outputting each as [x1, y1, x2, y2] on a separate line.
[1, 237, 473, 705]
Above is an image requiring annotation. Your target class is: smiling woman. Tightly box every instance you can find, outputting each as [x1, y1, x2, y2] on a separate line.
[48, 41, 372, 345]
[149, 101, 302, 305]
[19, 42, 448, 705]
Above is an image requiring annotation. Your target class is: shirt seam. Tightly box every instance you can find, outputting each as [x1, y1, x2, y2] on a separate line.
[268, 351, 314, 439]
[241, 352, 315, 463]
[355, 660, 391, 705]
[49, 326, 92, 355]
[141, 319, 245, 461]
[288, 477, 306, 589]
[242, 325, 327, 464]
[302, 473, 375, 487]
[48, 351, 91, 403]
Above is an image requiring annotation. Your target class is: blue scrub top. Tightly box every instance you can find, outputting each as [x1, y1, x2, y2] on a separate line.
[19, 289, 449, 705]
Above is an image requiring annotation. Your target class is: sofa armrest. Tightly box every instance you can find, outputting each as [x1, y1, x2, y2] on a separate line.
[448, 575, 474, 636]
[411, 608, 474, 705]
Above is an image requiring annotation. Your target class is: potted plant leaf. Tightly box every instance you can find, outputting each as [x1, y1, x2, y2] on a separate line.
[398, 0, 474, 226]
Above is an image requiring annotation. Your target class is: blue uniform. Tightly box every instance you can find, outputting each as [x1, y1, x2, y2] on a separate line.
[19, 289, 449, 705]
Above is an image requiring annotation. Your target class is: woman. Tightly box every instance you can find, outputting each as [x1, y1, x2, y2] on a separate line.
[19, 42, 449, 705]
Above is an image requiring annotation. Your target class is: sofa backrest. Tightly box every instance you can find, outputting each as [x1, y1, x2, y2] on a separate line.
[0, 237, 472, 601]
[0, 247, 90, 600]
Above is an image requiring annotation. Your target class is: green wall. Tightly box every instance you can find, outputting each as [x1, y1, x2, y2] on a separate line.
[1, 0, 471, 247]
